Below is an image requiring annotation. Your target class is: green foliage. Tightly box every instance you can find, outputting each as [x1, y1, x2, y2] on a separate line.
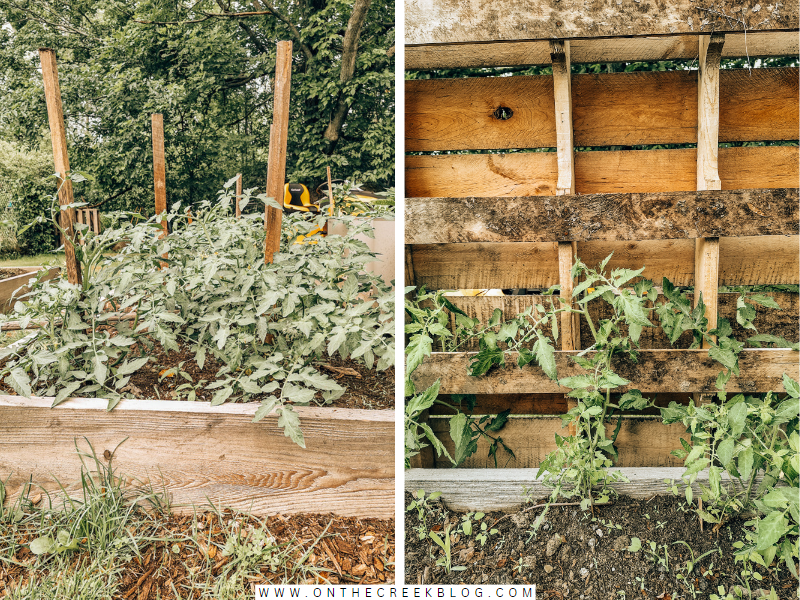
[663, 375, 799, 578]
[1, 182, 394, 446]
[0, 0, 394, 219]
[406, 489, 441, 540]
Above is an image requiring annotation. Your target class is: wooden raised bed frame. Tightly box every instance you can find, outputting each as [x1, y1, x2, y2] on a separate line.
[0, 396, 394, 518]
[404, 0, 800, 510]
[0, 267, 61, 313]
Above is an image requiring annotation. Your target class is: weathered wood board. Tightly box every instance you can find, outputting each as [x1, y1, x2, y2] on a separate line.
[406, 32, 800, 70]
[405, 146, 799, 198]
[405, 0, 799, 46]
[406, 68, 798, 151]
[0, 267, 61, 313]
[406, 188, 798, 244]
[411, 349, 798, 395]
[429, 415, 688, 468]
[0, 396, 395, 518]
[408, 235, 800, 289]
[405, 468, 777, 512]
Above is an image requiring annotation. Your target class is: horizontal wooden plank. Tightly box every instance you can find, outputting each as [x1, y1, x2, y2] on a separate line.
[438, 292, 798, 352]
[406, 146, 800, 198]
[406, 188, 798, 244]
[406, 69, 798, 151]
[408, 235, 800, 288]
[405, 76, 556, 152]
[406, 32, 800, 70]
[405, 468, 776, 512]
[411, 348, 797, 395]
[0, 396, 394, 518]
[405, 0, 799, 46]
[429, 415, 687, 468]
[0, 267, 61, 313]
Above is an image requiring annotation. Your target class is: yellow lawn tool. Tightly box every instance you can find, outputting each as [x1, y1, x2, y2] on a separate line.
[315, 180, 380, 216]
[283, 183, 325, 244]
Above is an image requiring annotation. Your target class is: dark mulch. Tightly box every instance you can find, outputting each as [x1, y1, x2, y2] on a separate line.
[405, 491, 797, 597]
[1, 509, 394, 596]
[0, 268, 29, 281]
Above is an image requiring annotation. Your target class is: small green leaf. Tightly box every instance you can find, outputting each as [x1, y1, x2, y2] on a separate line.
[627, 537, 641, 552]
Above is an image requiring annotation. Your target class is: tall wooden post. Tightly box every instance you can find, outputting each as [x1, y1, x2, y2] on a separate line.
[235, 173, 242, 218]
[264, 41, 293, 263]
[39, 48, 81, 286]
[151, 114, 168, 238]
[694, 33, 725, 404]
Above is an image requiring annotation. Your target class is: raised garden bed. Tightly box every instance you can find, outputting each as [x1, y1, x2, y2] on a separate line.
[0, 267, 61, 313]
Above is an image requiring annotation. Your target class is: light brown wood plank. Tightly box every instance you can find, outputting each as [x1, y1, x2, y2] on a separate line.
[235, 172, 242, 218]
[405, 188, 799, 244]
[264, 41, 292, 263]
[438, 292, 799, 352]
[430, 415, 688, 468]
[40, 49, 81, 286]
[409, 235, 799, 289]
[405, 468, 777, 512]
[406, 32, 800, 70]
[0, 396, 394, 518]
[406, 147, 798, 198]
[551, 41, 574, 196]
[0, 267, 61, 313]
[151, 114, 168, 240]
[697, 34, 725, 190]
[411, 348, 797, 395]
[405, 0, 799, 46]
[405, 75, 556, 152]
[720, 68, 800, 142]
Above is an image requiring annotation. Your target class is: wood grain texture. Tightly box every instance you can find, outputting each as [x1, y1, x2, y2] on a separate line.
[406, 32, 800, 70]
[405, 468, 776, 512]
[430, 415, 688, 468]
[264, 41, 292, 262]
[405, 0, 799, 45]
[406, 146, 799, 198]
[720, 68, 800, 142]
[235, 172, 242, 218]
[0, 396, 394, 518]
[695, 236, 721, 347]
[697, 34, 725, 191]
[405, 188, 799, 244]
[405, 75, 555, 152]
[39, 49, 81, 286]
[408, 235, 800, 289]
[0, 267, 61, 313]
[558, 241, 579, 351]
[436, 292, 799, 352]
[411, 349, 797, 395]
[151, 114, 168, 238]
[551, 41, 574, 196]
[406, 68, 797, 151]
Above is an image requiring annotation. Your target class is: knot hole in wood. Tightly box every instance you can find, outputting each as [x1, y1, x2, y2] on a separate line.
[492, 106, 513, 120]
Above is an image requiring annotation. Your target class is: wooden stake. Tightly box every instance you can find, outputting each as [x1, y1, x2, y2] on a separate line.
[235, 173, 242, 218]
[264, 41, 293, 263]
[39, 48, 81, 286]
[326, 166, 335, 216]
[151, 114, 168, 238]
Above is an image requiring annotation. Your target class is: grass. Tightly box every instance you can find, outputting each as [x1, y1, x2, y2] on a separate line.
[0, 441, 326, 599]
[0, 254, 64, 268]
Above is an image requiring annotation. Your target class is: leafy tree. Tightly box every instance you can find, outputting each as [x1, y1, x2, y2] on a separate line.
[0, 0, 393, 226]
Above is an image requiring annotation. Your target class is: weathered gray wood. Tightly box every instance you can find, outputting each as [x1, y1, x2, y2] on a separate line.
[405, 188, 799, 244]
[405, 468, 777, 512]
[409, 235, 800, 289]
[411, 349, 798, 395]
[405, 0, 799, 46]
[0, 396, 394, 518]
[0, 267, 61, 313]
[406, 32, 800, 70]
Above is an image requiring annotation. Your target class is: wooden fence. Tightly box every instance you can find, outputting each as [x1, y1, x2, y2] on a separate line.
[404, 1, 799, 505]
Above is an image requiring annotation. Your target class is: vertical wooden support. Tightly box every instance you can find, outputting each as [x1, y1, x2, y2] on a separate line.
[235, 173, 242, 218]
[39, 48, 81, 286]
[264, 41, 293, 263]
[405, 245, 416, 288]
[151, 114, 168, 238]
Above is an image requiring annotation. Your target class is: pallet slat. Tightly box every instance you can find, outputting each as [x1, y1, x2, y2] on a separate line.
[406, 188, 798, 244]
[406, 146, 799, 198]
[406, 32, 800, 70]
[405, 0, 799, 46]
[406, 69, 798, 151]
[0, 396, 394, 518]
[405, 468, 776, 512]
[408, 235, 800, 289]
[411, 348, 797, 395]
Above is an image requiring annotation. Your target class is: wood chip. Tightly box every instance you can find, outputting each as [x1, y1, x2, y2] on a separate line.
[320, 364, 362, 379]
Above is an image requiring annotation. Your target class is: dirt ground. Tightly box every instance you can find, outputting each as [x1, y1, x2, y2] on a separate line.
[405, 492, 797, 598]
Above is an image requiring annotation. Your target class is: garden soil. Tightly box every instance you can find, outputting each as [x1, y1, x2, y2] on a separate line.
[405, 492, 797, 598]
